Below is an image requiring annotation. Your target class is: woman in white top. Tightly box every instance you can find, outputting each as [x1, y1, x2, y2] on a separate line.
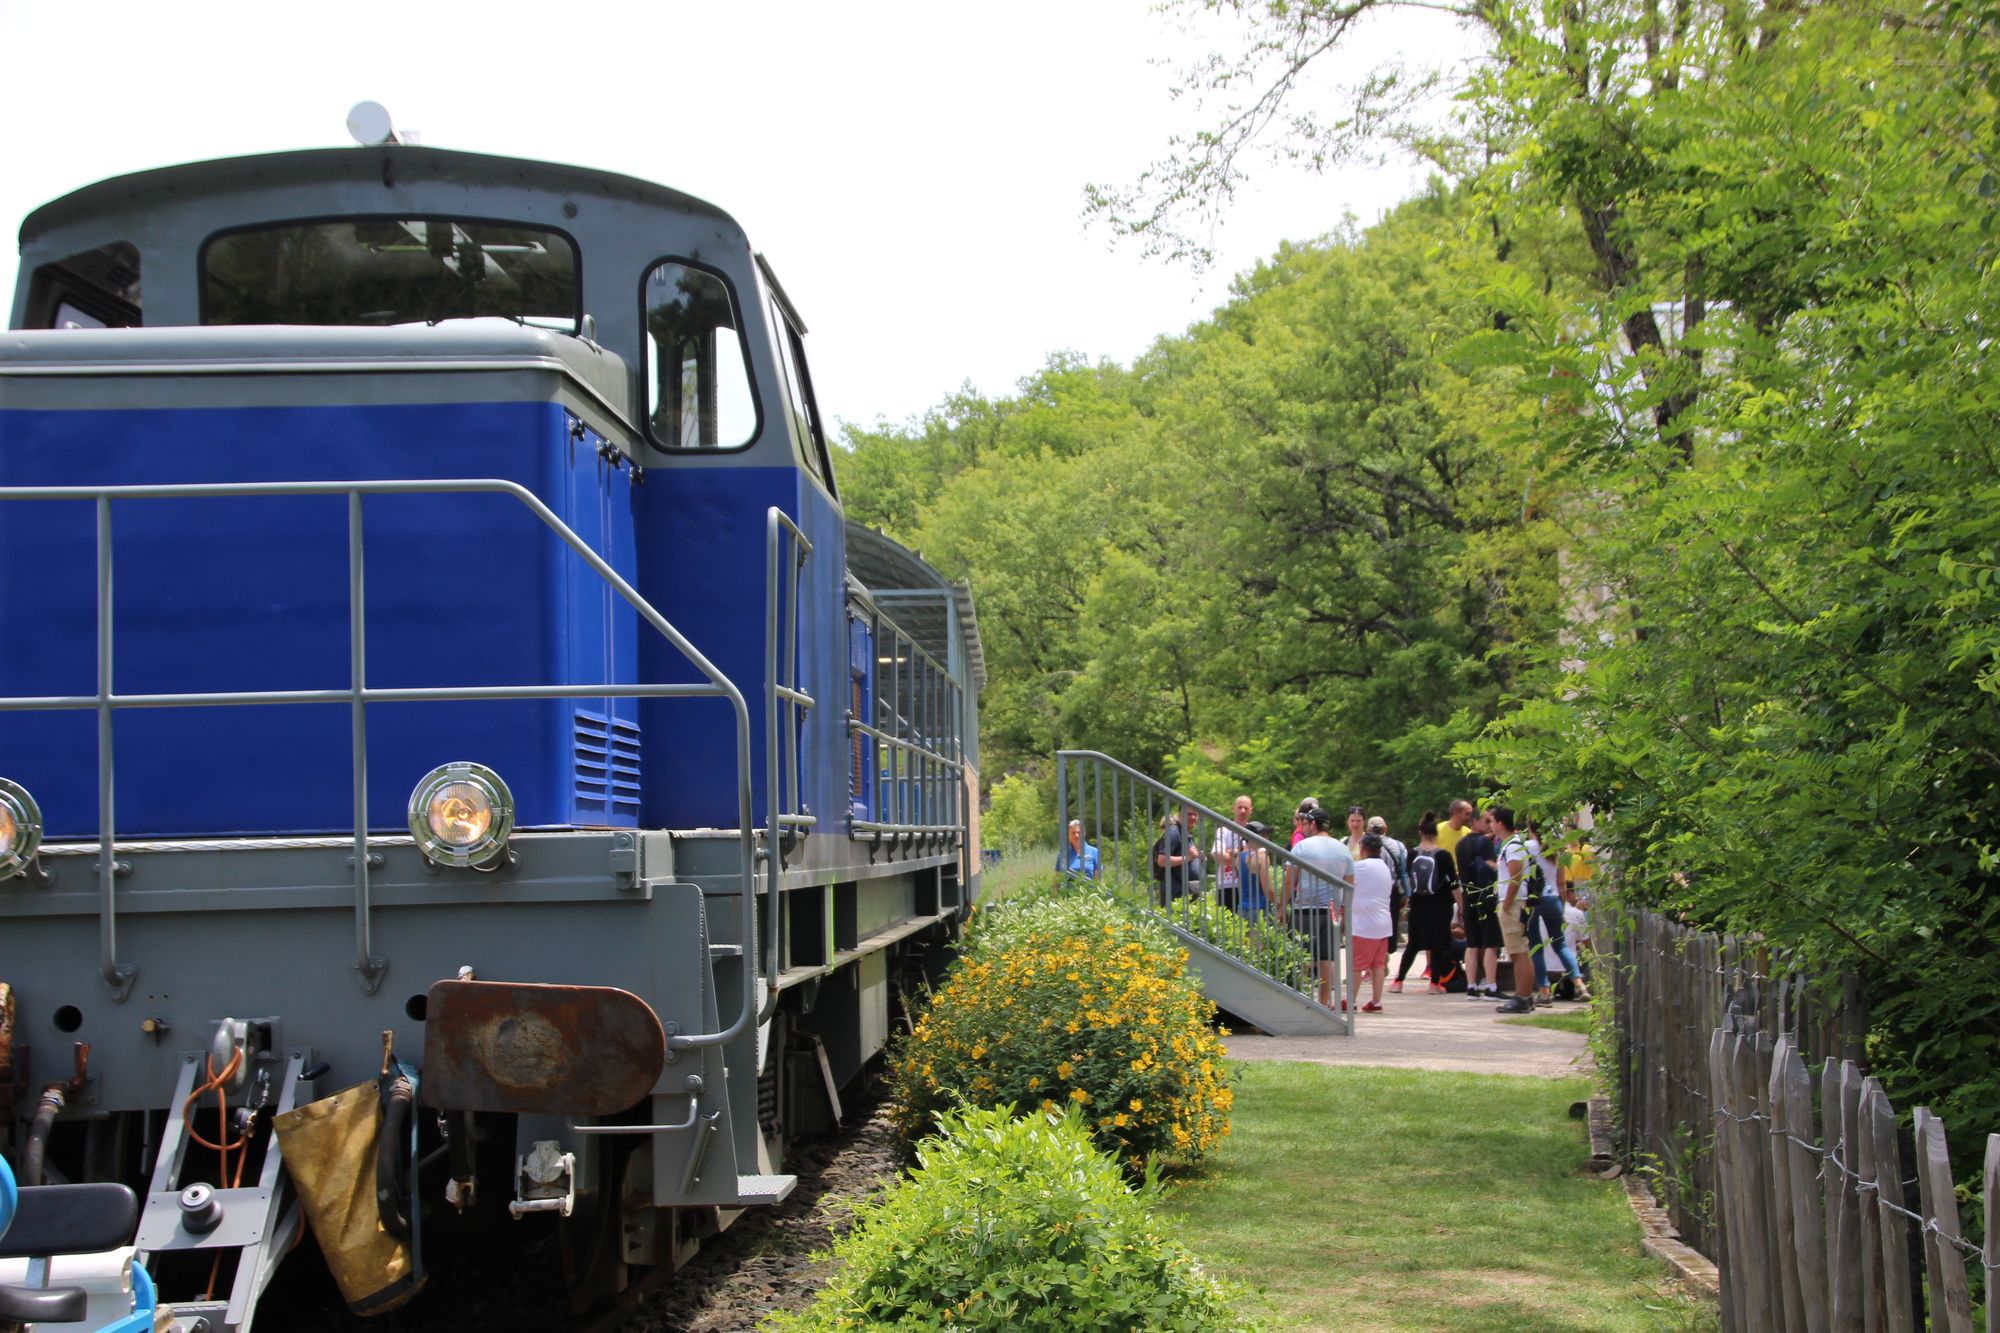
[1349, 833, 1396, 1013]
[1344, 805, 1368, 859]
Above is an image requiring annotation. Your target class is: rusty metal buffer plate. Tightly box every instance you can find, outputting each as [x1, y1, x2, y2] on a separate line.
[421, 981, 665, 1116]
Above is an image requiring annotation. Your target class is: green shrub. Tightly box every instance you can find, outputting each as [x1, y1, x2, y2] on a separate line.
[983, 771, 1051, 849]
[763, 1106, 1253, 1332]
[891, 892, 1234, 1167]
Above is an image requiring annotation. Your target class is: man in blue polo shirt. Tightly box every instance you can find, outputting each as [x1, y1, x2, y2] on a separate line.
[1061, 819, 1101, 880]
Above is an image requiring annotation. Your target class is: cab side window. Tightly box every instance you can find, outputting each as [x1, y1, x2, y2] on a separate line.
[643, 261, 755, 450]
[769, 300, 836, 493]
[27, 241, 141, 328]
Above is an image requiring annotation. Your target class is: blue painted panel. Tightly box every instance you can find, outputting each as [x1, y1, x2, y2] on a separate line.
[633, 467, 851, 834]
[0, 401, 639, 838]
[634, 467, 797, 830]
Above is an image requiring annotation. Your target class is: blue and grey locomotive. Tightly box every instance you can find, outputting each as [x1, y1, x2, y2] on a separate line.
[0, 133, 980, 1330]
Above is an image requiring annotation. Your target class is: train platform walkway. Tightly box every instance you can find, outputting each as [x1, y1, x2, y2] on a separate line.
[1223, 982, 1590, 1079]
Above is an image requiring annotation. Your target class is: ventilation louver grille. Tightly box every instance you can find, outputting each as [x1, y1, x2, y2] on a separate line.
[574, 709, 642, 823]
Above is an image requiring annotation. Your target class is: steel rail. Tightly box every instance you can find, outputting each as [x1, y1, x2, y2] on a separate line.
[95, 498, 129, 998]
[349, 493, 377, 985]
[0, 479, 757, 1040]
[847, 720, 965, 767]
[0, 684, 737, 711]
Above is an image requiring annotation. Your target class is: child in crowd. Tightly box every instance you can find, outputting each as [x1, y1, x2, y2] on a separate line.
[1349, 832, 1395, 1013]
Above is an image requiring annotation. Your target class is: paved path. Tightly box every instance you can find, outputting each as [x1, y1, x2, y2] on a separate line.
[1224, 982, 1590, 1079]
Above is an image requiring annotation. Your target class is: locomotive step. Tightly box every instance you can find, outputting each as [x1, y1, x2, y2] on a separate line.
[731, 1175, 797, 1207]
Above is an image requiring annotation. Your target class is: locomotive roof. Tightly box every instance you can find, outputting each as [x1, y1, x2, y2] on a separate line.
[847, 522, 987, 693]
[10, 144, 791, 462]
[19, 145, 742, 248]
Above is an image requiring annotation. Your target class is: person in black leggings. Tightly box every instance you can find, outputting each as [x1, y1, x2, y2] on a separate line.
[1393, 810, 1461, 992]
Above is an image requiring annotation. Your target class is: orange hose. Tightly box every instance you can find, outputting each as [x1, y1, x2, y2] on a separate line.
[182, 1049, 246, 1162]
[196, 1049, 259, 1301]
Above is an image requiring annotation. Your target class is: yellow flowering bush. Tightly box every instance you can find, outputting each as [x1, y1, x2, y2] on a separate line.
[889, 893, 1234, 1167]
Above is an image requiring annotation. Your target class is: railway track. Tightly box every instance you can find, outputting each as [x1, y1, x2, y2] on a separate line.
[602, 1094, 900, 1333]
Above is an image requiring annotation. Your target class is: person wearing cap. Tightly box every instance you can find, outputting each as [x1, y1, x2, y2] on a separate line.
[1490, 806, 1538, 1014]
[1283, 805, 1355, 1010]
[1291, 797, 1323, 849]
[1366, 813, 1412, 956]
[1349, 832, 1396, 1012]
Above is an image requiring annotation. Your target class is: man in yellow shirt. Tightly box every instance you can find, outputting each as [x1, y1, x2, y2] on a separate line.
[1563, 837, 1597, 889]
[1435, 799, 1473, 866]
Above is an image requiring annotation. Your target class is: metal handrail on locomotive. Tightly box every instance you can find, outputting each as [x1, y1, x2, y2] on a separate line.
[0, 122, 983, 1332]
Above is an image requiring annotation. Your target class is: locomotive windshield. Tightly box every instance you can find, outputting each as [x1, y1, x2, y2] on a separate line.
[201, 217, 579, 330]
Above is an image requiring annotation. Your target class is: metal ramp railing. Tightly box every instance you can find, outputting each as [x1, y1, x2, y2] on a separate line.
[1055, 750, 1352, 1036]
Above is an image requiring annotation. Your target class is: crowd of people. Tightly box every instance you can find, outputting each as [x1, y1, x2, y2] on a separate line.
[1061, 795, 1597, 1017]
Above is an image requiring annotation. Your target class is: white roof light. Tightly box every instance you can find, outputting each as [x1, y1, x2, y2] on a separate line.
[346, 101, 398, 147]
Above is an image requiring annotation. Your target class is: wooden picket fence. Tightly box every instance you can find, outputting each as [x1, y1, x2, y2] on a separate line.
[1610, 907, 1997, 1330]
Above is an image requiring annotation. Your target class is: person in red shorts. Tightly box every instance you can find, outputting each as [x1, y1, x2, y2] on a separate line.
[1349, 832, 1395, 1012]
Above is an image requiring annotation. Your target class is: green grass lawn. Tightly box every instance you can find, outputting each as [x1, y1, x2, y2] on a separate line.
[1502, 1009, 1594, 1036]
[1160, 1062, 1715, 1332]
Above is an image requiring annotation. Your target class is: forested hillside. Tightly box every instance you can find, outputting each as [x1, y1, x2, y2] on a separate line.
[843, 191, 1569, 824]
[844, 0, 2000, 1143]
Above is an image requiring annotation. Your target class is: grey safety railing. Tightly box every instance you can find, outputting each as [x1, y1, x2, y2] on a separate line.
[847, 589, 964, 851]
[0, 479, 757, 1041]
[1055, 749, 1352, 1034]
[760, 507, 816, 1023]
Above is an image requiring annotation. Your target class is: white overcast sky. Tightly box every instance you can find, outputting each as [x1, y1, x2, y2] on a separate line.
[0, 0, 1482, 434]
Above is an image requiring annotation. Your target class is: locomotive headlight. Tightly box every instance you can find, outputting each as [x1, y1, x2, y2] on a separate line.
[408, 763, 514, 868]
[0, 778, 44, 879]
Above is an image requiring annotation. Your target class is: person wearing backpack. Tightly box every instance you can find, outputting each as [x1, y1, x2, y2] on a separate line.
[1523, 817, 1587, 1004]
[1365, 815, 1411, 953]
[1391, 811, 1459, 992]
[1152, 808, 1199, 905]
[1453, 808, 1503, 999]
[1490, 806, 1539, 1014]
